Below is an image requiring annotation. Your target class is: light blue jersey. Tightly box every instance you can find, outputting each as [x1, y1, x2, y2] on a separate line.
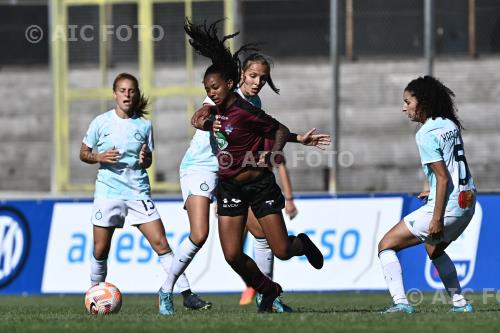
[179, 88, 261, 172]
[416, 117, 475, 216]
[179, 129, 219, 172]
[83, 109, 154, 200]
[235, 87, 262, 108]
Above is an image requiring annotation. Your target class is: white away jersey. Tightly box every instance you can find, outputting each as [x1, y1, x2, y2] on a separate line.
[83, 109, 154, 200]
[179, 88, 261, 172]
[415, 117, 475, 215]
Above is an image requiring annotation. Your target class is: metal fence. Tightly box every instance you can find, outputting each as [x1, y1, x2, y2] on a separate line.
[0, 0, 499, 193]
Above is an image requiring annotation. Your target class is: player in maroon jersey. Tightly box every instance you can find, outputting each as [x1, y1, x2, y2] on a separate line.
[185, 19, 328, 312]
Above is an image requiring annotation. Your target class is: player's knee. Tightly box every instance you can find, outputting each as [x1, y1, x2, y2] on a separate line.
[151, 236, 170, 254]
[427, 249, 444, 260]
[190, 230, 208, 247]
[223, 252, 242, 267]
[378, 238, 391, 253]
[93, 243, 109, 260]
[274, 248, 291, 260]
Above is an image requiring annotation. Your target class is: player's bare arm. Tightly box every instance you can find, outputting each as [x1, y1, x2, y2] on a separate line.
[278, 164, 298, 220]
[257, 123, 289, 166]
[191, 105, 214, 130]
[288, 128, 331, 150]
[79, 143, 120, 164]
[427, 160, 448, 240]
[139, 144, 152, 169]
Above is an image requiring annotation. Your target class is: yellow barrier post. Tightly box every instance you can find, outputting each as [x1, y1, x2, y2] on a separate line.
[52, 0, 234, 194]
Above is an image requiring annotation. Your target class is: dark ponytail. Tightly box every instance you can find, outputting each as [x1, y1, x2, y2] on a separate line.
[184, 18, 258, 85]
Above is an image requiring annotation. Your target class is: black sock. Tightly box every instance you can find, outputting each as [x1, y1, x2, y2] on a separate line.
[181, 289, 192, 298]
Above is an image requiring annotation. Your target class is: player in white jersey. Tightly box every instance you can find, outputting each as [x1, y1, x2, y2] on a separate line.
[378, 76, 476, 314]
[80, 73, 210, 316]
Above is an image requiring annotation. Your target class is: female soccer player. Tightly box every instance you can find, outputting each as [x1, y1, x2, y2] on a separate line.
[162, 24, 327, 313]
[184, 19, 326, 313]
[378, 76, 476, 313]
[229, 53, 298, 309]
[80, 73, 210, 316]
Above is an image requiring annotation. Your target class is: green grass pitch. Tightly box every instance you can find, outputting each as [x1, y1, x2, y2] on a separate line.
[1, 293, 499, 332]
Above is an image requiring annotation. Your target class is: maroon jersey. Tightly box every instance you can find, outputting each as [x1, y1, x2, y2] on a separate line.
[214, 94, 279, 179]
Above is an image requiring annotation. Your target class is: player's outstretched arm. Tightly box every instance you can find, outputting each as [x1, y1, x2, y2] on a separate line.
[287, 128, 331, 150]
[257, 123, 290, 166]
[271, 123, 291, 152]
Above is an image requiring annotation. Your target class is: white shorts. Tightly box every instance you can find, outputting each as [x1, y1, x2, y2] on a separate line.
[403, 204, 476, 245]
[91, 197, 161, 228]
[179, 169, 217, 207]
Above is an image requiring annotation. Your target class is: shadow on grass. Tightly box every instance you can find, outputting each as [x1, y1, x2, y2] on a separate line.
[291, 307, 379, 314]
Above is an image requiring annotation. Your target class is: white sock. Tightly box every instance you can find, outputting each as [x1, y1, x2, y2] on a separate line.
[379, 249, 408, 305]
[432, 252, 466, 307]
[254, 237, 273, 279]
[165, 238, 200, 292]
[90, 256, 107, 286]
[158, 251, 192, 293]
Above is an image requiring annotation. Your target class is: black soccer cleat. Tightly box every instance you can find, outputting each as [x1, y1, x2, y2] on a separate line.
[183, 293, 212, 310]
[297, 233, 324, 269]
[257, 283, 283, 313]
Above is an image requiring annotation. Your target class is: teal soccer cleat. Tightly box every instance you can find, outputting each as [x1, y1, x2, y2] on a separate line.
[449, 303, 474, 313]
[382, 303, 415, 314]
[272, 297, 293, 313]
[256, 294, 293, 313]
[257, 283, 283, 313]
[158, 289, 174, 315]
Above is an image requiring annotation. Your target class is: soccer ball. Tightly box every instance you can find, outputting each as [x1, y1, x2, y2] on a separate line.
[84, 282, 122, 315]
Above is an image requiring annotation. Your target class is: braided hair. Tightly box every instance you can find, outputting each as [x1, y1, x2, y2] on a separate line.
[184, 18, 257, 86]
[405, 76, 463, 129]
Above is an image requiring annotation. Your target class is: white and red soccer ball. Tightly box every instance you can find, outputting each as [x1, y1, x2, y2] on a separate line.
[85, 282, 122, 315]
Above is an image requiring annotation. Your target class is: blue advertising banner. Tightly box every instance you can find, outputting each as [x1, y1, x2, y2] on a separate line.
[1, 194, 499, 294]
[0, 200, 55, 294]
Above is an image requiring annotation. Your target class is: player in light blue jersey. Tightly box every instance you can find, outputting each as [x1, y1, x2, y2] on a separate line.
[80, 73, 210, 315]
[378, 76, 476, 314]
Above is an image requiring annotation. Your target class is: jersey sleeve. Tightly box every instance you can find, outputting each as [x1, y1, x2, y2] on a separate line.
[146, 121, 154, 152]
[202, 96, 215, 106]
[82, 117, 99, 148]
[247, 109, 279, 136]
[417, 130, 443, 165]
[251, 95, 262, 108]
